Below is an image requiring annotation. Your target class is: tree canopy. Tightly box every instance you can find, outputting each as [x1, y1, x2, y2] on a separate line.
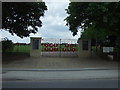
[65, 2, 120, 36]
[2, 2, 47, 38]
[65, 2, 120, 60]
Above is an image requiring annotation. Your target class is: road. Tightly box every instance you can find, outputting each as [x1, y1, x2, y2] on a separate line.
[2, 68, 119, 88]
[2, 79, 118, 88]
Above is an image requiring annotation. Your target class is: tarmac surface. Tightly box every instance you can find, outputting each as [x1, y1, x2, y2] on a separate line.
[3, 79, 119, 88]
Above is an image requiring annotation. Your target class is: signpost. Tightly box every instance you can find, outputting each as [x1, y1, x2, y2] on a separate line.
[103, 47, 114, 53]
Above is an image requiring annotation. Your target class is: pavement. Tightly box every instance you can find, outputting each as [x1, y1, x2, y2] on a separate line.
[2, 69, 118, 81]
[2, 53, 119, 81]
[1, 54, 119, 89]
[2, 55, 118, 69]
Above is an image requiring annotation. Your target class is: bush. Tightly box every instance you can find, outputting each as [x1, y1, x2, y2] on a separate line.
[2, 38, 14, 53]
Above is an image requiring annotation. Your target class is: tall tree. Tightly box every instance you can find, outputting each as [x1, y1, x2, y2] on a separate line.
[65, 2, 120, 60]
[65, 2, 120, 36]
[2, 2, 47, 38]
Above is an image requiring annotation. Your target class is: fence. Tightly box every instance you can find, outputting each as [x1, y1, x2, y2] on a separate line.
[41, 38, 78, 57]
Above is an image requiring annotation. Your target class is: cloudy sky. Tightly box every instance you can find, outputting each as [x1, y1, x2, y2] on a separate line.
[1, 0, 81, 43]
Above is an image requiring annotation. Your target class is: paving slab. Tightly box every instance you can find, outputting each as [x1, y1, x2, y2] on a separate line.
[2, 56, 118, 69]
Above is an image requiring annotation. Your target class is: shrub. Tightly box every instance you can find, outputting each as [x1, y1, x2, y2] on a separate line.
[2, 38, 14, 53]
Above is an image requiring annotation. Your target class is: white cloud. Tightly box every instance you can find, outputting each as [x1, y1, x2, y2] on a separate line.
[39, 0, 81, 39]
[1, 30, 30, 43]
[1, 1, 82, 43]
[30, 32, 42, 37]
[41, 15, 64, 26]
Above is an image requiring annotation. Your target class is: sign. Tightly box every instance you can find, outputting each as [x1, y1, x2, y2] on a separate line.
[32, 39, 39, 50]
[103, 47, 114, 53]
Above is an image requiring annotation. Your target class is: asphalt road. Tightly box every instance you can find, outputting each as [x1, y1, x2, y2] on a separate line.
[2, 68, 118, 88]
[2, 79, 118, 88]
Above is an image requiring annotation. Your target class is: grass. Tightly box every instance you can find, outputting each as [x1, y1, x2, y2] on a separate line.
[3, 44, 78, 64]
[12, 45, 30, 53]
[3, 45, 30, 63]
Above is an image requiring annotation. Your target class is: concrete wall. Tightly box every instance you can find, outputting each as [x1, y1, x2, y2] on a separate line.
[78, 39, 91, 58]
[30, 37, 41, 57]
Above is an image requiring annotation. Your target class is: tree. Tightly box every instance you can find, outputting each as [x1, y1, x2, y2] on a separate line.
[65, 2, 120, 36]
[81, 25, 116, 46]
[65, 2, 120, 60]
[2, 2, 47, 38]
[1, 38, 14, 53]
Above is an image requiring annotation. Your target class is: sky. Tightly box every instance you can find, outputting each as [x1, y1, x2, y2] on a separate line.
[1, 0, 81, 43]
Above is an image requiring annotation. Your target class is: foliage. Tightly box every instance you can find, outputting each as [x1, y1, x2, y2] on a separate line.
[65, 2, 120, 60]
[65, 2, 120, 36]
[2, 2, 47, 38]
[81, 25, 108, 40]
[81, 25, 116, 46]
[2, 38, 14, 53]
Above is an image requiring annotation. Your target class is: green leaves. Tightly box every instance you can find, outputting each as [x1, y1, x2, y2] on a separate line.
[65, 2, 120, 60]
[2, 2, 47, 38]
[1, 38, 14, 53]
[65, 2, 120, 36]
